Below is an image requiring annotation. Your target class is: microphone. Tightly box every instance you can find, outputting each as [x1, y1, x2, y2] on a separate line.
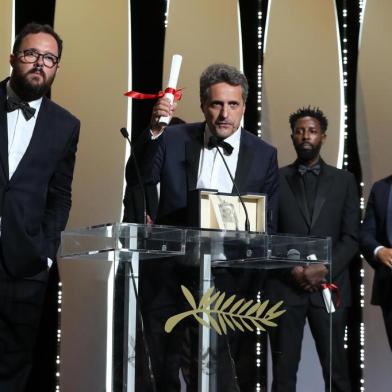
[287, 248, 301, 260]
[209, 136, 250, 232]
[120, 127, 147, 226]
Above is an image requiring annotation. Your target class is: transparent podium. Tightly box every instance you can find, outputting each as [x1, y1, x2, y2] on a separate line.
[58, 223, 332, 392]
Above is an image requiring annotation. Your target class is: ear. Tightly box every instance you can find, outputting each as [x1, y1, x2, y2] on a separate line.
[9, 53, 16, 68]
[321, 132, 327, 144]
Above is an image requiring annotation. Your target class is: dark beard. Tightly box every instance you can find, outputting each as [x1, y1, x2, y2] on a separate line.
[10, 67, 52, 101]
[295, 143, 322, 163]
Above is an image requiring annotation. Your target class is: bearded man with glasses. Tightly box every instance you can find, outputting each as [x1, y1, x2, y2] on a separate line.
[0, 23, 80, 391]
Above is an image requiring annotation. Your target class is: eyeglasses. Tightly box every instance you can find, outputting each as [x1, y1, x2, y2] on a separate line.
[16, 49, 59, 68]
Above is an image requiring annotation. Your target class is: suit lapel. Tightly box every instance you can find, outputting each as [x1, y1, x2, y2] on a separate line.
[0, 80, 9, 181]
[233, 130, 253, 193]
[285, 166, 311, 227]
[185, 125, 203, 191]
[10, 97, 51, 183]
[310, 164, 334, 229]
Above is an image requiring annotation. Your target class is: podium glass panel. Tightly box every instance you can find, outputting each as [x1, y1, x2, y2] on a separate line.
[58, 224, 334, 392]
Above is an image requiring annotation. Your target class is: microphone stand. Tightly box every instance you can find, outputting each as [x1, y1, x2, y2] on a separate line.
[120, 127, 147, 226]
[211, 138, 250, 232]
[120, 128, 157, 392]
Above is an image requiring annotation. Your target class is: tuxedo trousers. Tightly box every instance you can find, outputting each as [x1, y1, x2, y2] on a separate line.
[0, 257, 48, 392]
[381, 305, 392, 351]
[268, 299, 351, 392]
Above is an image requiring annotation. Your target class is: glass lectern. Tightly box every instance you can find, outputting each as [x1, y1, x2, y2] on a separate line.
[58, 223, 332, 392]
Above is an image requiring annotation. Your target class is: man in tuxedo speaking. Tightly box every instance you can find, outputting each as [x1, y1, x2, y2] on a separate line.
[0, 23, 80, 391]
[265, 107, 360, 392]
[125, 63, 279, 229]
[123, 63, 279, 390]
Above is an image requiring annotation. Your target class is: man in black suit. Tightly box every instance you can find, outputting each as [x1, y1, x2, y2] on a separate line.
[265, 107, 359, 391]
[123, 64, 279, 390]
[125, 64, 279, 229]
[360, 175, 392, 350]
[0, 23, 80, 391]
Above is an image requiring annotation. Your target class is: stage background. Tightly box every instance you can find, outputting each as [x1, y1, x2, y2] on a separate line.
[2, 1, 391, 390]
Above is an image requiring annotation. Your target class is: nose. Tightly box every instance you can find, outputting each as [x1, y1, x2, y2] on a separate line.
[219, 104, 228, 119]
[302, 129, 310, 139]
[34, 54, 45, 66]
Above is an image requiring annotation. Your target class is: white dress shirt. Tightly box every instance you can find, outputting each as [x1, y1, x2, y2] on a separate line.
[196, 125, 241, 192]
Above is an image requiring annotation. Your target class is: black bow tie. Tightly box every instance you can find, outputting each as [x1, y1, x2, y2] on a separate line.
[5, 96, 36, 121]
[207, 136, 234, 155]
[298, 163, 321, 176]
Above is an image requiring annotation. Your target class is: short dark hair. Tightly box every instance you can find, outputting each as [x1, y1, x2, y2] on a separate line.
[13, 22, 63, 60]
[199, 63, 248, 104]
[289, 106, 328, 133]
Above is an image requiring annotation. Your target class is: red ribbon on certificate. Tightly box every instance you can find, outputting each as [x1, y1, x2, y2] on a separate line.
[321, 283, 340, 308]
[124, 87, 183, 100]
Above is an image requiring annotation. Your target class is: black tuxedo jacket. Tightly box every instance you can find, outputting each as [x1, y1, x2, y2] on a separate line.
[0, 78, 80, 278]
[360, 175, 392, 305]
[124, 122, 279, 232]
[266, 160, 360, 307]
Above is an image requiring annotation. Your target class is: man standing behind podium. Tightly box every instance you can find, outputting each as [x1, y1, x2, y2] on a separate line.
[124, 63, 279, 390]
[0, 23, 80, 391]
[125, 63, 279, 230]
[265, 107, 359, 391]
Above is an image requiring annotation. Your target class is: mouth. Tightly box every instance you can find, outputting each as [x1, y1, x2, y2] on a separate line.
[300, 143, 313, 149]
[216, 122, 233, 128]
[27, 70, 45, 84]
[28, 68, 45, 77]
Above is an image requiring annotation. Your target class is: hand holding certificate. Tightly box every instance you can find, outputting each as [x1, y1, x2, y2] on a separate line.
[158, 54, 183, 125]
[306, 254, 337, 313]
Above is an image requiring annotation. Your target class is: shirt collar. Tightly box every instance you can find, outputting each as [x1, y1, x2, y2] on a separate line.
[203, 123, 242, 149]
[295, 157, 322, 168]
[6, 80, 43, 113]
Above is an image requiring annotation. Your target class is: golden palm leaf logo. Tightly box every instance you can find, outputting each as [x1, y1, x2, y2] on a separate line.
[164, 285, 286, 335]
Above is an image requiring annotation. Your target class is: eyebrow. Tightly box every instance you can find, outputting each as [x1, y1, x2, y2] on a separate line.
[210, 100, 241, 104]
[22, 48, 58, 56]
